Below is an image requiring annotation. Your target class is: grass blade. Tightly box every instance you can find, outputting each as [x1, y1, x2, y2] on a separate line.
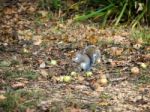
[115, 0, 128, 26]
[74, 4, 114, 21]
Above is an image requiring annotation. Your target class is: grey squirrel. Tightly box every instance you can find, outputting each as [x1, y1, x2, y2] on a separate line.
[72, 45, 101, 71]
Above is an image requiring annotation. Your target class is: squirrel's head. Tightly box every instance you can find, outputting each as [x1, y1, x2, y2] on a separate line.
[72, 52, 83, 63]
[80, 62, 91, 71]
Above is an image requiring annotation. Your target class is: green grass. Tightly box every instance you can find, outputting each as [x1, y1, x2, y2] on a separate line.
[0, 89, 42, 112]
[37, 0, 150, 27]
[0, 60, 11, 67]
[38, 0, 61, 10]
[0, 92, 20, 112]
[137, 75, 150, 84]
[99, 92, 112, 99]
[98, 38, 115, 47]
[131, 29, 150, 45]
[11, 60, 20, 66]
[4, 70, 39, 80]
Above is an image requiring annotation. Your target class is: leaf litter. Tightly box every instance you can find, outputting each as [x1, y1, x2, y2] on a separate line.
[0, 1, 150, 112]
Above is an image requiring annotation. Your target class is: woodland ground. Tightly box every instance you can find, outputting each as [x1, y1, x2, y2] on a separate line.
[0, 1, 150, 112]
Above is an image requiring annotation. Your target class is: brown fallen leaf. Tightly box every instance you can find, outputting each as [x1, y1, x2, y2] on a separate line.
[39, 62, 46, 68]
[143, 54, 150, 60]
[136, 38, 143, 44]
[66, 107, 82, 112]
[91, 82, 100, 91]
[3, 7, 16, 15]
[77, 75, 85, 82]
[0, 90, 6, 94]
[87, 35, 98, 44]
[40, 69, 48, 78]
[28, 6, 36, 13]
[12, 82, 25, 89]
[113, 35, 126, 43]
[111, 47, 124, 56]
[26, 108, 35, 112]
[32, 35, 42, 45]
[110, 60, 117, 67]
[94, 83, 104, 92]
[38, 10, 48, 17]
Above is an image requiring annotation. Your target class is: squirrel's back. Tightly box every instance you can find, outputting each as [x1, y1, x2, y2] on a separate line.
[84, 45, 101, 64]
[72, 45, 101, 71]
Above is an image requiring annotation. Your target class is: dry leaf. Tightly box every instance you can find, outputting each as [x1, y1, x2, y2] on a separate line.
[28, 6, 36, 13]
[77, 76, 85, 82]
[143, 54, 150, 60]
[40, 69, 48, 78]
[39, 62, 46, 68]
[38, 10, 48, 17]
[137, 38, 143, 44]
[32, 35, 42, 45]
[12, 82, 25, 89]
[26, 108, 35, 112]
[4, 7, 16, 14]
[113, 35, 126, 44]
[93, 82, 104, 92]
[111, 47, 123, 56]
[67, 107, 82, 112]
[87, 35, 98, 44]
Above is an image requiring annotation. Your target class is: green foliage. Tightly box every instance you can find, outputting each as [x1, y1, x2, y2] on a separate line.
[137, 75, 150, 84]
[0, 90, 39, 112]
[131, 29, 150, 45]
[99, 92, 112, 99]
[74, 0, 150, 27]
[38, 0, 62, 10]
[74, 4, 114, 21]
[0, 92, 20, 112]
[4, 70, 39, 80]
[36, 0, 150, 27]
[0, 60, 11, 67]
